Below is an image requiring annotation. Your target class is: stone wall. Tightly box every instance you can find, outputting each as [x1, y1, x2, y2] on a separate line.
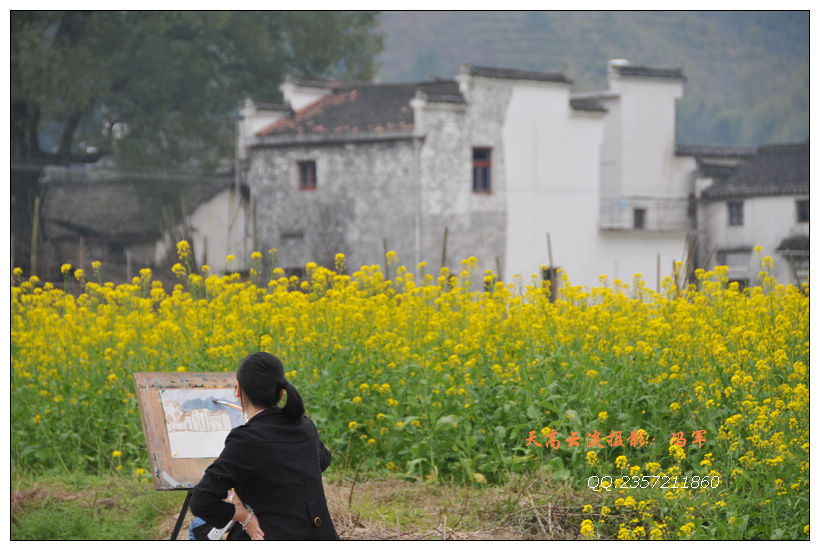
[416, 77, 511, 277]
[247, 138, 418, 274]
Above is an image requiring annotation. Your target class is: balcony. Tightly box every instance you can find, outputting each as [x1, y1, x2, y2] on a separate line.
[599, 196, 690, 232]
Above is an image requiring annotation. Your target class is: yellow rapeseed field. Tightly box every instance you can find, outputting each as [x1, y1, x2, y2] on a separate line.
[10, 244, 809, 539]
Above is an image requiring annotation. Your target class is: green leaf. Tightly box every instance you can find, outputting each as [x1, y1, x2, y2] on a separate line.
[435, 414, 460, 429]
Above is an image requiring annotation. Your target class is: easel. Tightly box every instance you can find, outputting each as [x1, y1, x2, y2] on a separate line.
[133, 372, 241, 540]
[170, 490, 193, 540]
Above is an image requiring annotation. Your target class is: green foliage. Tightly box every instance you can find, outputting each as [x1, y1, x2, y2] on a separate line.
[11, 11, 384, 168]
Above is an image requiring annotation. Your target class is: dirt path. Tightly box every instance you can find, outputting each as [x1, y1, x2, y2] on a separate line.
[158, 476, 582, 540]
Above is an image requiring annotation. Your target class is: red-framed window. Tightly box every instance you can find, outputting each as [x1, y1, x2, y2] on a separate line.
[298, 161, 316, 190]
[472, 148, 492, 193]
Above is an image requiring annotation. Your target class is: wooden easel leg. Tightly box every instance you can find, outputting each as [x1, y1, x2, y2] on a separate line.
[170, 490, 193, 540]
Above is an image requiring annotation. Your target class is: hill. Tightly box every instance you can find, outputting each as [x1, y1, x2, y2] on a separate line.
[375, 11, 809, 147]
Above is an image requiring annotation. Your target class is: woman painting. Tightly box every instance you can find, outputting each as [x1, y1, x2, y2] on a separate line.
[190, 352, 339, 540]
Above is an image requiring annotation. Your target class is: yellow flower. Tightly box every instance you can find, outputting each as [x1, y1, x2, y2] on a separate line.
[678, 522, 695, 538]
[226, 254, 236, 263]
[176, 366, 186, 372]
[177, 240, 191, 259]
[60, 263, 72, 275]
[251, 251, 262, 260]
[615, 455, 629, 470]
[668, 443, 686, 462]
[91, 260, 102, 271]
[348, 421, 359, 430]
[580, 519, 596, 539]
[473, 472, 487, 484]
[376, 413, 386, 420]
[586, 451, 598, 466]
[112, 450, 122, 458]
[597, 411, 608, 421]
[33, 414, 42, 424]
[13, 267, 23, 277]
[367, 438, 376, 446]
[352, 396, 362, 404]
[600, 506, 611, 517]
[583, 504, 593, 513]
[669, 402, 680, 414]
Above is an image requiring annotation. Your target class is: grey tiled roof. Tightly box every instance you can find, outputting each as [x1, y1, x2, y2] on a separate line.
[257, 80, 464, 137]
[777, 234, 809, 252]
[570, 98, 607, 112]
[463, 64, 572, 84]
[701, 142, 809, 199]
[41, 167, 233, 242]
[613, 64, 686, 81]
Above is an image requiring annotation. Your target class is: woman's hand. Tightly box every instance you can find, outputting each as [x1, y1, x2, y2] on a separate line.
[233, 503, 265, 540]
[243, 513, 264, 540]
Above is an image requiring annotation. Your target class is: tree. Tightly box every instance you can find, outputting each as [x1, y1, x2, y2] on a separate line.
[11, 11, 384, 273]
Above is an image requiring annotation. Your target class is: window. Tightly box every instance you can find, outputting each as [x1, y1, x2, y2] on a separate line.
[472, 148, 491, 193]
[633, 208, 646, 229]
[728, 201, 743, 226]
[796, 199, 809, 223]
[298, 161, 316, 190]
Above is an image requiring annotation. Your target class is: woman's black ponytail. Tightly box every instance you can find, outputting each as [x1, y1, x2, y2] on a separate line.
[281, 381, 305, 421]
[237, 352, 304, 421]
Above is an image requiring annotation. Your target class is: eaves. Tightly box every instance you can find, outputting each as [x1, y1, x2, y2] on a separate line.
[251, 129, 418, 149]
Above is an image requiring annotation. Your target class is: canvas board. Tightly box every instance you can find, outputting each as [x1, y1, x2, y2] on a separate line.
[134, 372, 243, 490]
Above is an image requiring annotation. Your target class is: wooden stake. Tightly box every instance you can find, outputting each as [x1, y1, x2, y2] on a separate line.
[495, 256, 502, 282]
[441, 226, 448, 271]
[30, 195, 41, 276]
[252, 196, 258, 255]
[383, 237, 389, 280]
[657, 253, 661, 292]
[546, 232, 554, 269]
[78, 236, 86, 275]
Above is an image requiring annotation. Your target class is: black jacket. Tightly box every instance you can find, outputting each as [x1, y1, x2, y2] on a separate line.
[190, 407, 339, 540]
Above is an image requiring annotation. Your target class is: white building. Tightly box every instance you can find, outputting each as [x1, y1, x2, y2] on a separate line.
[237, 60, 808, 290]
[694, 142, 809, 287]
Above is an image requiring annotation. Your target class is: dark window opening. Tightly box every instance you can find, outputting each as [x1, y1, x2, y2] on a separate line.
[633, 208, 646, 229]
[797, 199, 809, 223]
[728, 201, 744, 226]
[299, 161, 316, 190]
[472, 148, 492, 193]
[728, 278, 749, 291]
[280, 230, 305, 240]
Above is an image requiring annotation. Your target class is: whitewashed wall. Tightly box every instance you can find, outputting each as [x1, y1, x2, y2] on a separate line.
[701, 194, 809, 286]
[502, 82, 605, 285]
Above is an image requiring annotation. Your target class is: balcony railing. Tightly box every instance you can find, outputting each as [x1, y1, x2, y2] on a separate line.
[599, 196, 690, 232]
